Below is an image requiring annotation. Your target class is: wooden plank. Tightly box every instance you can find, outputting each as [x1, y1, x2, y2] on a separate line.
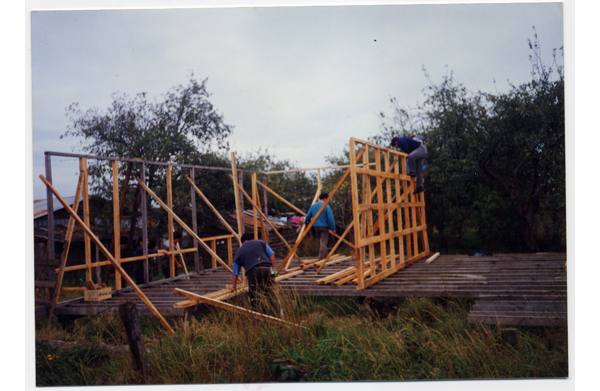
[230, 153, 244, 236]
[285, 170, 322, 270]
[167, 165, 175, 278]
[187, 177, 241, 244]
[190, 168, 200, 274]
[349, 139, 364, 289]
[252, 178, 268, 243]
[426, 252, 441, 264]
[228, 174, 300, 261]
[39, 174, 175, 334]
[256, 180, 305, 216]
[175, 242, 189, 275]
[46, 167, 85, 329]
[360, 251, 431, 290]
[81, 158, 92, 282]
[112, 160, 122, 290]
[173, 288, 303, 328]
[276, 157, 356, 274]
[141, 162, 149, 284]
[45, 154, 55, 260]
[135, 177, 233, 273]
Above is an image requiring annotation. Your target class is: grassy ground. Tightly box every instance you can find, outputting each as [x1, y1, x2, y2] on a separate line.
[35, 290, 568, 386]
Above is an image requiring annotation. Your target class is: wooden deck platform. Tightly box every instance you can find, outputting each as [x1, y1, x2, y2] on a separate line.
[43, 252, 567, 327]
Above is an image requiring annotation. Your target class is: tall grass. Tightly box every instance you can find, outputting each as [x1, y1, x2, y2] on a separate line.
[36, 293, 568, 386]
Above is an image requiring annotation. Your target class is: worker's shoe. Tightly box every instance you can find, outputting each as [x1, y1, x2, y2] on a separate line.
[413, 186, 424, 194]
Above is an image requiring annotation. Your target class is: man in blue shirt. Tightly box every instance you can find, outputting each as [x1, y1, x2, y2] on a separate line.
[391, 136, 427, 194]
[305, 192, 337, 260]
[230, 233, 277, 310]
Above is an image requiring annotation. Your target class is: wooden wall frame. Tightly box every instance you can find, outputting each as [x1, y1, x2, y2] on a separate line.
[349, 137, 430, 290]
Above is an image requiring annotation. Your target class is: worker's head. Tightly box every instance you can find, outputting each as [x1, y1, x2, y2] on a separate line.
[173, 232, 182, 243]
[391, 137, 399, 148]
[319, 192, 329, 200]
[241, 233, 254, 243]
[137, 237, 144, 247]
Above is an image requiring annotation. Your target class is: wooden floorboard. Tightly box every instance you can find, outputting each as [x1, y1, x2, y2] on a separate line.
[43, 252, 568, 327]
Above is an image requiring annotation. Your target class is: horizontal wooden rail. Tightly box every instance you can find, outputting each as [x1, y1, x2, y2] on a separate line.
[55, 248, 197, 273]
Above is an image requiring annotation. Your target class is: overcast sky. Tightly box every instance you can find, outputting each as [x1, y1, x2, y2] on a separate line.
[30, 1, 564, 200]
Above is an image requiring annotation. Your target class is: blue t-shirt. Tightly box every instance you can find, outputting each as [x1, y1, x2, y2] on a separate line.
[232, 240, 274, 276]
[305, 200, 336, 231]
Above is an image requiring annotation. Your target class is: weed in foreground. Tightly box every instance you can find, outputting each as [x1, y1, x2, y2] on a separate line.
[35, 296, 568, 385]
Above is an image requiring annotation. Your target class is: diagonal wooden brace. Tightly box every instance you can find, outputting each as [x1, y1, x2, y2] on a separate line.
[39, 175, 175, 334]
[136, 177, 232, 273]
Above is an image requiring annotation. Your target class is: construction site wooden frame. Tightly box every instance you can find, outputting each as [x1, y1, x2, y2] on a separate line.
[38, 137, 431, 330]
[348, 137, 431, 290]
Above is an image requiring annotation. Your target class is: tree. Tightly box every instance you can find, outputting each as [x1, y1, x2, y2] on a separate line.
[374, 33, 565, 253]
[62, 75, 234, 234]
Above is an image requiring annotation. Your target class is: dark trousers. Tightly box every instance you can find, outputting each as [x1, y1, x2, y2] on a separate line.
[246, 266, 274, 311]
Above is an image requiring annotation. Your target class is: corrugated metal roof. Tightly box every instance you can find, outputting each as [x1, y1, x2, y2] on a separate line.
[33, 196, 79, 219]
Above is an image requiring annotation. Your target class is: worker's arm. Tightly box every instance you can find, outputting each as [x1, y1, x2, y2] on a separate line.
[269, 253, 276, 268]
[231, 274, 238, 292]
[230, 262, 241, 292]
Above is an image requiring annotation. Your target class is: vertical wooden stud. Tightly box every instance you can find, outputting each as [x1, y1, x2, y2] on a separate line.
[211, 240, 217, 269]
[82, 158, 92, 282]
[112, 160, 122, 290]
[45, 153, 55, 260]
[141, 163, 149, 283]
[231, 153, 244, 236]
[227, 237, 233, 265]
[167, 165, 174, 278]
[262, 174, 269, 244]
[349, 139, 364, 289]
[190, 168, 199, 272]
[252, 173, 258, 239]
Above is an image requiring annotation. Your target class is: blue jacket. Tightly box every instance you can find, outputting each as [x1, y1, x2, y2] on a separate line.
[305, 201, 336, 231]
[395, 137, 422, 154]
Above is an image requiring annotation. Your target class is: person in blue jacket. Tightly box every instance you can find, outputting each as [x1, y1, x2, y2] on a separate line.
[304, 192, 336, 260]
[391, 136, 428, 194]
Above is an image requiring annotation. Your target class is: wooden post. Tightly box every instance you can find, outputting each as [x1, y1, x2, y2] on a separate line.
[252, 173, 258, 239]
[118, 302, 152, 384]
[394, 156, 405, 265]
[375, 148, 387, 272]
[227, 237, 233, 265]
[211, 240, 217, 269]
[95, 246, 102, 284]
[112, 160, 122, 290]
[44, 153, 55, 260]
[39, 174, 175, 334]
[167, 165, 175, 278]
[195, 256, 202, 274]
[190, 168, 199, 272]
[81, 158, 92, 282]
[46, 170, 84, 329]
[384, 152, 396, 269]
[263, 173, 269, 244]
[231, 153, 244, 236]
[140, 163, 149, 284]
[252, 180, 268, 243]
